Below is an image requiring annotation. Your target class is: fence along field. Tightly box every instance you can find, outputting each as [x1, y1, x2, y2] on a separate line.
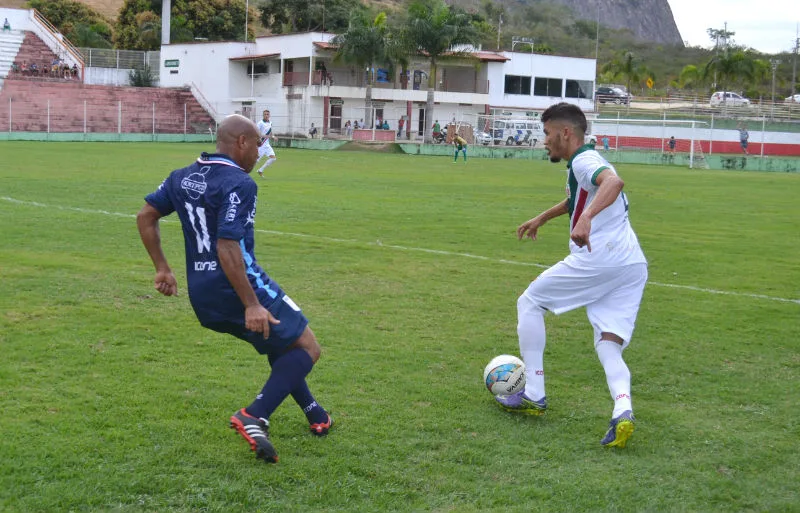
[0, 142, 798, 512]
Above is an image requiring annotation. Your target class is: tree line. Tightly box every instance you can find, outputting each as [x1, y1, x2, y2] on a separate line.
[26, 0, 799, 100]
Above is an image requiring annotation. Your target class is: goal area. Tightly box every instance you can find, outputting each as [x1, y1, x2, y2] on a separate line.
[588, 118, 710, 169]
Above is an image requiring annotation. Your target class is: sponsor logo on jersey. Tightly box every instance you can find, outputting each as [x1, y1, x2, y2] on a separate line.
[245, 195, 257, 225]
[181, 166, 210, 199]
[194, 261, 218, 271]
[225, 192, 240, 222]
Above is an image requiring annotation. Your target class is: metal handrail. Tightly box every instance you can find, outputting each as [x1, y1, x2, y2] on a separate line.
[188, 81, 220, 124]
[31, 8, 85, 79]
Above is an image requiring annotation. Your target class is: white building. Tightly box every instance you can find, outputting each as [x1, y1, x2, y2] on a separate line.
[158, 31, 596, 139]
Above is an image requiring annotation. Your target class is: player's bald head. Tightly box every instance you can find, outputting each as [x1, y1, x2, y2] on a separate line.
[217, 114, 259, 147]
[216, 114, 260, 172]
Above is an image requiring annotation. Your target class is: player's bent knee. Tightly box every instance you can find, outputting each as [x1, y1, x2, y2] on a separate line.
[599, 332, 624, 345]
[291, 327, 321, 363]
[517, 293, 544, 315]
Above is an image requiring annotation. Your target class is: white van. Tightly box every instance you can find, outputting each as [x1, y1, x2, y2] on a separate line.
[492, 119, 544, 146]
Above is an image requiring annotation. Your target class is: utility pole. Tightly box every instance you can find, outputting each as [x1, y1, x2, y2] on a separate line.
[595, 4, 600, 62]
[792, 25, 799, 95]
[244, 0, 248, 42]
[771, 58, 781, 119]
[497, 14, 502, 51]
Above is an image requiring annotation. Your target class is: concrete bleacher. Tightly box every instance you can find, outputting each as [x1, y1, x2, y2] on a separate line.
[0, 30, 215, 134]
[0, 29, 25, 85]
[0, 79, 215, 133]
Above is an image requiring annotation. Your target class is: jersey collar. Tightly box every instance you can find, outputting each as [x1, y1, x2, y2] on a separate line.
[567, 144, 594, 169]
[197, 152, 243, 169]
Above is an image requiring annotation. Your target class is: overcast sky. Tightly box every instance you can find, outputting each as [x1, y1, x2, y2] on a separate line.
[668, 0, 798, 54]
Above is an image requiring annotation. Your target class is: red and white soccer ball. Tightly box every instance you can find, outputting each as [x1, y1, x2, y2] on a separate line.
[483, 355, 526, 396]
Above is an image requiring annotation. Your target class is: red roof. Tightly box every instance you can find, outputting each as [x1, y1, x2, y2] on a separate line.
[472, 51, 509, 62]
[312, 42, 505, 62]
[229, 53, 280, 61]
[313, 42, 337, 50]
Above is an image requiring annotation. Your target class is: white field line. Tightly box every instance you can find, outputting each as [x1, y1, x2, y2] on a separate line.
[3, 196, 798, 306]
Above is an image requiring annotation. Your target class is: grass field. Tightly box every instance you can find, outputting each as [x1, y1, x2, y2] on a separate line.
[1, 142, 798, 512]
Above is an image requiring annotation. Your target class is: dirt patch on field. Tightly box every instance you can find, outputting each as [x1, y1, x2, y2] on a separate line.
[338, 141, 404, 153]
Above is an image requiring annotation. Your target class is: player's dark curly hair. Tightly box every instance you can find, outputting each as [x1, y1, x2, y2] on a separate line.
[541, 102, 587, 136]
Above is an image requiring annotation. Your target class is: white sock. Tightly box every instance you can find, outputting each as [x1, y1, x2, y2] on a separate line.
[595, 339, 632, 417]
[517, 294, 546, 401]
[257, 158, 275, 175]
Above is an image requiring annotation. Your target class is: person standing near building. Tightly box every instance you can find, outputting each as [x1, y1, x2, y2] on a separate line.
[255, 109, 277, 177]
[136, 114, 332, 463]
[496, 103, 647, 449]
[668, 136, 676, 153]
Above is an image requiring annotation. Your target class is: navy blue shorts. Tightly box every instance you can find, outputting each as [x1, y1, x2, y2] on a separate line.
[202, 294, 309, 355]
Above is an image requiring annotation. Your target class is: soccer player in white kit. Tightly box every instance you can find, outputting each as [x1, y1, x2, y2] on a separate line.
[496, 102, 648, 449]
[255, 109, 277, 177]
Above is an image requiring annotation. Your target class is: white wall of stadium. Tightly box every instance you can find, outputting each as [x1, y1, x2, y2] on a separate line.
[158, 32, 597, 136]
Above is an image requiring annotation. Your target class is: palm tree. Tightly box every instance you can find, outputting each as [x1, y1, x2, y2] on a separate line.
[703, 49, 756, 101]
[69, 23, 112, 49]
[677, 65, 700, 89]
[602, 51, 647, 98]
[332, 12, 392, 129]
[402, 0, 479, 143]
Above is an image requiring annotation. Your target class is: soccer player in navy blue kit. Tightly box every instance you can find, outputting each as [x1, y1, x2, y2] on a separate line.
[137, 115, 332, 463]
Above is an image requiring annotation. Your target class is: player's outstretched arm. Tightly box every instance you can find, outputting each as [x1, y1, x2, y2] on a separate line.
[518, 199, 569, 241]
[217, 238, 279, 338]
[137, 203, 178, 296]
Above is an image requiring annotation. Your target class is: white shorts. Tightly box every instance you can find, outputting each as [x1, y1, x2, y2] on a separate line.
[258, 142, 275, 158]
[521, 261, 648, 347]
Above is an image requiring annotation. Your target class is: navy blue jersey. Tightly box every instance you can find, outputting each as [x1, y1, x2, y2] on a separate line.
[145, 152, 281, 324]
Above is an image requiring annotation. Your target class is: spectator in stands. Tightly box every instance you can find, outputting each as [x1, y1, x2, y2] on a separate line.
[3, 18, 11, 32]
[71, 63, 78, 79]
[381, 119, 389, 130]
[353, 119, 359, 130]
[309, 123, 318, 138]
[668, 136, 676, 153]
[397, 117, 405, 138]
[10, 63, 19, 74]
[29, 62, 38, 74]
[20, 61, 27, 74]
[344, 120, 352, 137]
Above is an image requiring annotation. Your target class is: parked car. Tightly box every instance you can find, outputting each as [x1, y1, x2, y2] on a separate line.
[785, 94, 800, 103]
[595, 86, 631, 105]
[474, 130, 492, 146]
[492, 119, 544, 146]
[710, 91, 750, 107]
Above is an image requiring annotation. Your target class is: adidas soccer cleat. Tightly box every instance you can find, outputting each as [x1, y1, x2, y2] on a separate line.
[601, 410, 635, 448]
[309, 413, 334, 436]
[229, 408, 278, 463]
[495, 391, 547, 415]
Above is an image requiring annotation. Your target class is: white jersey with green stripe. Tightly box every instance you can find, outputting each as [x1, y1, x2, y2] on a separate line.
[564, 145, 647, 269]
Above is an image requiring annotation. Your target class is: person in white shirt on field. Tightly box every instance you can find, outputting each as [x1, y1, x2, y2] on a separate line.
[255, 109, 277, 177]
[496, 102, 648, 449]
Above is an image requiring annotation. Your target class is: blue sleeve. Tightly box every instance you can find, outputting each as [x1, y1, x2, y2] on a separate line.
[217, 178, 257, 240]
[144, 177, 175, 216]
